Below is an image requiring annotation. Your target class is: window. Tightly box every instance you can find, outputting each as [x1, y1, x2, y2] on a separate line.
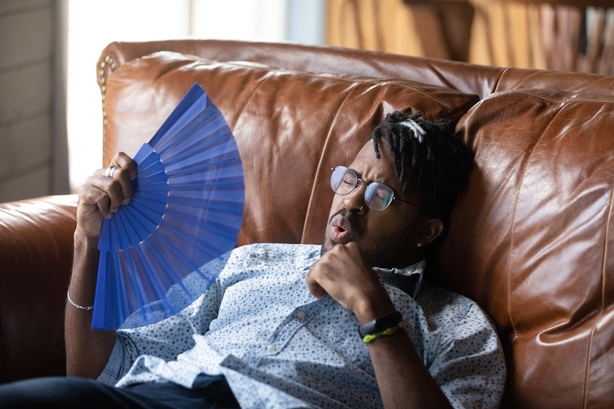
[67, 0, 323, 190]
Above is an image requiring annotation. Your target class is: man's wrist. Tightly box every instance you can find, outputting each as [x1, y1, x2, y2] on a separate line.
[353, 294, 396, 325]
[74, 229, 100, 251]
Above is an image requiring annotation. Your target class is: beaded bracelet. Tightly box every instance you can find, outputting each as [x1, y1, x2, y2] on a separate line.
[67, 289, 94, 311]
[362, 325, 399, 343]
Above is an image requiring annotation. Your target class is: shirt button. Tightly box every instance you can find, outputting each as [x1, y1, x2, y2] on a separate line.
[267, 344, 276, 352]
[297, 310, 306, 319]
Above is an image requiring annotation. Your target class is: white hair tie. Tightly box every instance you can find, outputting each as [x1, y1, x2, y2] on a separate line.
[398, 120, 426, 143]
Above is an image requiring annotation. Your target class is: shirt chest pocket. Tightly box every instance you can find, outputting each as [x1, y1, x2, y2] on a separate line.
[309, 308, 375, 376]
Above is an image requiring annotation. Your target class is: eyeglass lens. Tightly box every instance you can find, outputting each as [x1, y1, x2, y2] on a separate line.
[330, 166, 395, 211]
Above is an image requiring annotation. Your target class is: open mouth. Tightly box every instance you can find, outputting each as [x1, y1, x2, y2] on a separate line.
[330, 215, 355, 244]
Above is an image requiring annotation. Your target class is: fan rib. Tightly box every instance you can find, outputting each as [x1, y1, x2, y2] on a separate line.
[135, 246, 173, 315]
[158, 109, 218, 156]
[113, 253, 127, 325]
[130, 200, 166, 222]
[167, 157, 240, 178]
[133, 191, 169, 205]
[122, 205, 157, 241]
[168, 199, 242, 214]
[165, 210, 237, 240]
[155, 233, 211, 283]
[169, 181, 242, 190]
[143, 240, 193, 300]
[163, 131, 230, 166]
[124, 251, 151, 324]
[148, 86, 205, 147]
[162, 224, 220, 260]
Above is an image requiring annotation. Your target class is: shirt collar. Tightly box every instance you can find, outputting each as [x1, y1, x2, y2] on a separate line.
[373, 259, 425, 299]
[299, 247, 425, 299]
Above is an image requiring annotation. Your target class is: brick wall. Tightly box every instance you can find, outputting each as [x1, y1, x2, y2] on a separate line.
[0, 0, 67, 203]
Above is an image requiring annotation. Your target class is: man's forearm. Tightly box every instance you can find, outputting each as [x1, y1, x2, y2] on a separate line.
[368, 330, 453, 409]
[65, 231, 116, 378]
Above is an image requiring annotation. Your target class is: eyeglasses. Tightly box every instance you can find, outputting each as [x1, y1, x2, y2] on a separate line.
[330, 166, 419, 212]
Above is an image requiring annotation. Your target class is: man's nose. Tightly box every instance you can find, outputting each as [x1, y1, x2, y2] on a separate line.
[343, 184, 367, 214]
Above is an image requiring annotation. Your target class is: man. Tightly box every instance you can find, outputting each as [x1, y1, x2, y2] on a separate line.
[0, 111, 505, 408]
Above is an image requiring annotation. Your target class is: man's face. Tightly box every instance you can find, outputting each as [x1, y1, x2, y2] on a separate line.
[322, 140, 426, 269]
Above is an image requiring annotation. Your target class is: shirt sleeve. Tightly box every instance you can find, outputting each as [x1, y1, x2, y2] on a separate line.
[97, 279, 222, 386]
[428, 303, 507, 409]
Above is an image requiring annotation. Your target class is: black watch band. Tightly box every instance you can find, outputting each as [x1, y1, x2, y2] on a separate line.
[357, 311, 403, 338]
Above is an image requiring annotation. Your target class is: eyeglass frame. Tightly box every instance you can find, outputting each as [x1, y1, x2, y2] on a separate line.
[329, 166, 420, 212]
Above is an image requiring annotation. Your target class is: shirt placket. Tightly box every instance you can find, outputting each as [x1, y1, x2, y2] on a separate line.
[241, 295, 336, 366]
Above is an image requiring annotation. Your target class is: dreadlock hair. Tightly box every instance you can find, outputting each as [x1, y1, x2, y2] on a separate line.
[369, 110, 471, 227]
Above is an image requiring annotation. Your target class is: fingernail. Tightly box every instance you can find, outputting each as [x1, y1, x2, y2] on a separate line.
[104, 213, 113, 219]
[123, 198, 130, 205]
[111, 207, 118, 213]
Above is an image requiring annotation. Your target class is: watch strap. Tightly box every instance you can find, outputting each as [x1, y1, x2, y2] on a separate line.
[357, 310, 403, 338]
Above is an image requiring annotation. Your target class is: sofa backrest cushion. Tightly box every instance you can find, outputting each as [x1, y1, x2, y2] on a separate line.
[438, 89, 614, 408]
[99, 40, 614, 103]
[100, 40, 504, 99]
[104, 51, 478, 246]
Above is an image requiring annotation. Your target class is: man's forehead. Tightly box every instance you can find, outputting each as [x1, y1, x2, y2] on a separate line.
[355, 139, 395, 163]
[349, 140, 396, 181]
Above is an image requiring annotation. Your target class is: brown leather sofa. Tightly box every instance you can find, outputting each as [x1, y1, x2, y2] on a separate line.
[1, 40, 613, 409]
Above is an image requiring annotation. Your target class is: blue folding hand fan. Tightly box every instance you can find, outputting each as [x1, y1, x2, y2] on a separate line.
[93, 83, 244, 330]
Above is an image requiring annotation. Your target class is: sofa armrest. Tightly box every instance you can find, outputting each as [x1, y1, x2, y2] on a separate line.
[0, 195, 77, 383]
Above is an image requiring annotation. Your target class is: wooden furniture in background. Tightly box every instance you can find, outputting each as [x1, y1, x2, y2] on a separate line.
[325, 0, 614, 74]
[469, 0, 614, 74]
[325, 0, 474, 62]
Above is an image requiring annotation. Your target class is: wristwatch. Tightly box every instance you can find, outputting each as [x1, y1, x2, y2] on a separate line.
[357, 311, 403, 338]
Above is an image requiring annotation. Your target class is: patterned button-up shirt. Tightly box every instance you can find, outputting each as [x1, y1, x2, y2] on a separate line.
[98, 243, 506, 409]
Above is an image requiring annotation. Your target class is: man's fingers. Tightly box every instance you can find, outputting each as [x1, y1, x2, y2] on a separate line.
[111, 152, 137, 180]
[81, 173, 125, 216]
[78, 182, 112, 219]
[105, 153, 137, 206]
[306, 268, 328, 299]
[104, 176, 125, 214]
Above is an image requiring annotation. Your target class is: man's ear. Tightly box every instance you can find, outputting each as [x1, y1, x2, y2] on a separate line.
[414, 218, 444, 247]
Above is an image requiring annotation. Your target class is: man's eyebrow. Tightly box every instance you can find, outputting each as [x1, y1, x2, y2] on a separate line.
[348, 167, 361, 177]
[348, 167, 369, 182]
[349, 167, 389, 186]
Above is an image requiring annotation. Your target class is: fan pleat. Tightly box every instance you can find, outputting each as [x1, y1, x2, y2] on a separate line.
[153, 233, 207, 280]
[165, 210, 237, 240]
[167, 198, 242, 213]
[155, 100, 211, 152]
[134, 246, 172, 314]
[124, 249, 149, 323]
[164, 131, 230, 167]
[158, 110, 220, 156]
[161, 224, 220, 260]
[116, 210, 143, 248]
[112, 212, 132, 250]
[143, 239, 192, 299]
[128, 201, 166, 225]
[133, 191, 169, 205]
[167, 157, 240, 178]
[169, 181, 242, 190]
[113, 253, 127, 325]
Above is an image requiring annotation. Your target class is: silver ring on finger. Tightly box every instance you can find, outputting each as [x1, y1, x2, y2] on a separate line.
[105, 165, 118, 178]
